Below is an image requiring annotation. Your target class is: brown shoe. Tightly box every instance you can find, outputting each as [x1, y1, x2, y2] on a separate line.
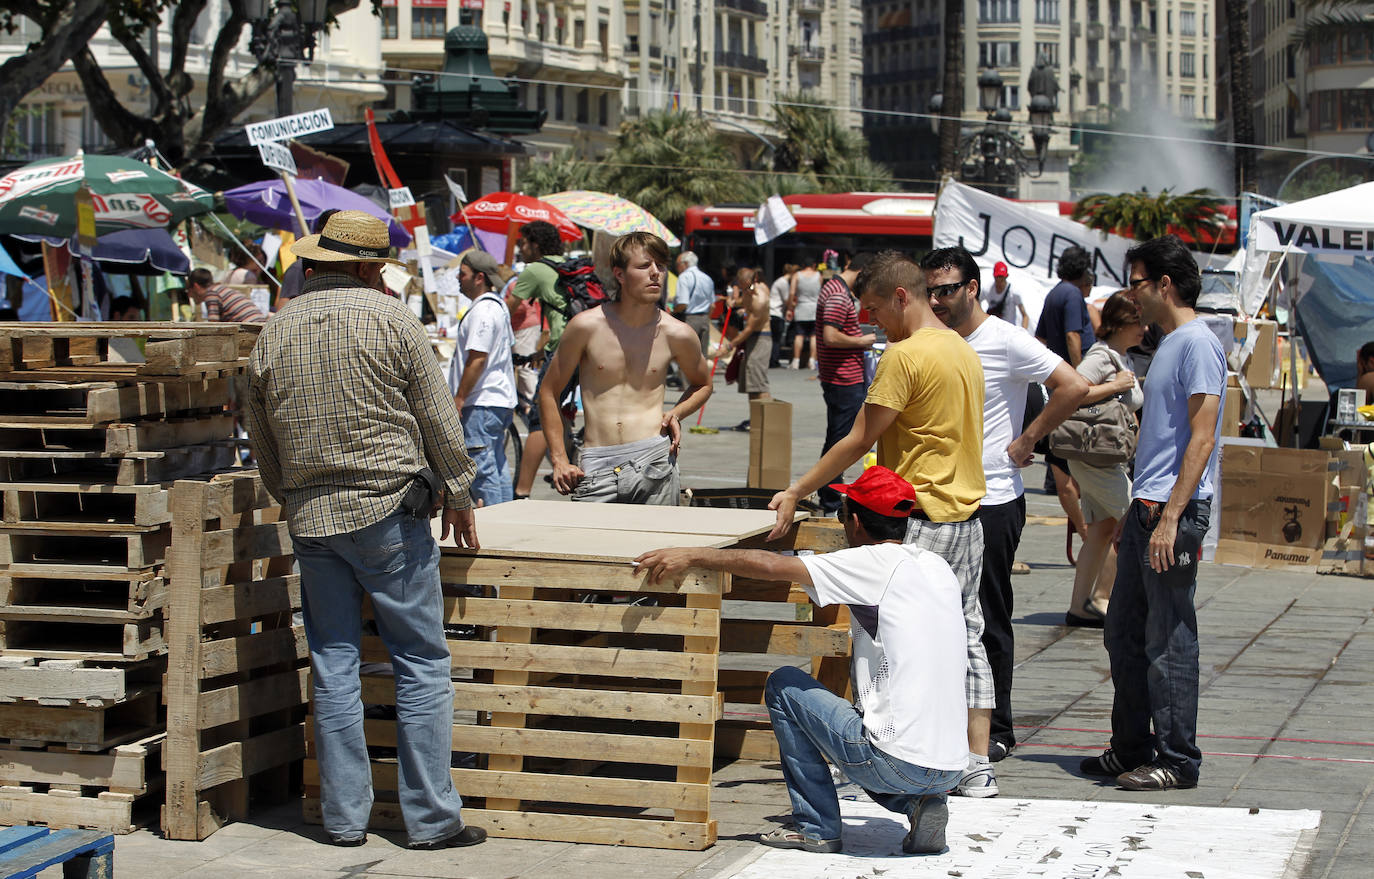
[1116, 763, 1196, 791]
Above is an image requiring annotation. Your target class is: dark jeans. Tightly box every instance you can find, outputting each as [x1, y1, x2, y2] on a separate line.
[818, 381, 867, 513]
[1105, 498, 1209, 782]
[769, 315, 786, 366]
[978, 496, 1026, 753]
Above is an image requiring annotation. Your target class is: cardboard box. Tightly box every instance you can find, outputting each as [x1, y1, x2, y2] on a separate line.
[1222, 373, 1242, 438]
[1236, 319, 1278, 388]
[747, 399, 792, 489]
[1219, 446, 1331, 550]
[1214, 538, 1322, 571]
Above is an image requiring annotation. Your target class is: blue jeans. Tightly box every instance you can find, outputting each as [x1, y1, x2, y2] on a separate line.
[1104, 498, 1209, 782]
[293, 509, 466, 845]
[818, 381, 867, 513]
[462, 405, 514, 506]
[765, 666, 962, 841]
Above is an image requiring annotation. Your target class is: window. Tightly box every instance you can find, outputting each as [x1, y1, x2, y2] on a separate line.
[1035, 41, 1059, 65]
[1180, 51, 1195, 77]
[575, 19, 585, 46]
[1345, 31, 1374, 63]
[1087, 82, 1099, 106]
[1313, 36, 1339, 66]
[1034, 0, 1058, 22]
[1309, 89, 1374, 131]
[576, 89, 588, 124]
[380, 5, 398, 38]
[1003, 84, 1020, 109]
[1166, 52, 1172, 75]
[979, 41, 1019, 67]
[1179, 93, 1195, 116]
[1180, 10, 1196, 36]
[555, 85, 565, 120]
[1166, 10, 1172, 33]
[978, 0, 1019, 23]
[7, 103, 60, 159]
[411, 4, 446, 39]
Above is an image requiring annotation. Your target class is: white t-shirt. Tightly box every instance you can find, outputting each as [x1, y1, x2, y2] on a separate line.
[799, 542, 968, 770]
[448, 292, 517, 410]
[769, 276, 789, 319]
[965, 315, 1063, 504]
[980, 281, 1022, 324]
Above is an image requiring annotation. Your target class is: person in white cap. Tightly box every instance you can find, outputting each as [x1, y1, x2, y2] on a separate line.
[245, 209, 486, 851]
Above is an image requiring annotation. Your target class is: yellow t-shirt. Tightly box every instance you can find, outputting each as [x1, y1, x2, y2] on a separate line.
[865, 327, 986, 521]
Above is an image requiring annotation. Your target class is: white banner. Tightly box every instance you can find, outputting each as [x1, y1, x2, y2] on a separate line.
[388, 187, 416, 209]
[933, 181, 1135, 330]
[257, 141, 297, 176]
[246, 109, 335, 146]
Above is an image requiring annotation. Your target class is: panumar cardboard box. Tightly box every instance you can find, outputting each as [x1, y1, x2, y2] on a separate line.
[1218, 446, 1331, 551]
[747, 399, 792, 490]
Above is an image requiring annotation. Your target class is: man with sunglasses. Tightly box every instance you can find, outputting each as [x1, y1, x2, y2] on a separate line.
[924, 246, 1089, 797]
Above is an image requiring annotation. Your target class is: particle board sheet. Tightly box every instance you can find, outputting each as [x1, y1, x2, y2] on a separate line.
[466, 499, 803, 541]
[432, 519, 738, 559]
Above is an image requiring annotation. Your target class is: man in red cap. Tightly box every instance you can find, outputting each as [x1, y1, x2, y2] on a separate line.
[981, 262, 1029, 329]
[636, 466, 968, 856]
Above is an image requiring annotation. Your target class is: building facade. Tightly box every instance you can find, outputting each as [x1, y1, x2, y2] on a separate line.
[862, 0, 1215, 198]
[2, 1, 384, 163]
[377, 0, 863, 163]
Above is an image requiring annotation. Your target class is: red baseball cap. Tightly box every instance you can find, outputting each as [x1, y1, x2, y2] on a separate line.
[827, 466, 917, 518]
[993, 261, 1009, 277]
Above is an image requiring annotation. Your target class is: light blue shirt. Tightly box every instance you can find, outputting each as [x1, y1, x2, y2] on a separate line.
[679, 265, 715, 315]
[1132, 318, 1227, 503]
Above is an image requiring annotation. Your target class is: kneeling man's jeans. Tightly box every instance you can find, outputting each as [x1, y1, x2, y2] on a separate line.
[294, 509, 466, 845]
[765, 666, 961, 841]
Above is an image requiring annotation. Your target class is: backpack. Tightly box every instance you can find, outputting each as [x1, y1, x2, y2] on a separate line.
[541, 256, 607, 317]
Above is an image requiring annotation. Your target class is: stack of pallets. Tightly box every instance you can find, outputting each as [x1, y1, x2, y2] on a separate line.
[0, 322, 259, 834]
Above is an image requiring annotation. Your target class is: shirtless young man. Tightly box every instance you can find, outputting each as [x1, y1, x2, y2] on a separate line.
[720, 267, 772, 401]
[540, 232, 713, 505]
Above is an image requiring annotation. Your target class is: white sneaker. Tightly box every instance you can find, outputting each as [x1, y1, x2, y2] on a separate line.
[952, 760, 999, 798]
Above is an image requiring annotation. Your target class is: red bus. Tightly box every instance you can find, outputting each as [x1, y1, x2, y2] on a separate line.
[682, 191, 1236, 283]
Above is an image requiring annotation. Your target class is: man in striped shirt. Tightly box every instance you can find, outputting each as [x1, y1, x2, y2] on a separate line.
[814, 251, 877, 514]
[187, 268, 266, 323]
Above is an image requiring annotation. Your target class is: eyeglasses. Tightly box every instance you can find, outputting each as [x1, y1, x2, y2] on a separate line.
[927, 280, 968, 299]
[1128, 276, 1153, 289]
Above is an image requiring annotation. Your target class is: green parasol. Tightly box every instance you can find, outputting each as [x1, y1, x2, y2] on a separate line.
[0, 153, 214, 237]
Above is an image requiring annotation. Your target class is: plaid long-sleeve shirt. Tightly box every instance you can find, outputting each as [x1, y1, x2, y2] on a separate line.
[246, 271, 475, 537]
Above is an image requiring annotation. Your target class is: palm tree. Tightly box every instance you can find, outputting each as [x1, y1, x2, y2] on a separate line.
[601, 110, 739, 233]
[1224, 0, 1257, 194]
[519, 149, 607, 197]
[1072, 188, 1227, 242]
[937, 0, 964, 179]
[1290, 0, 1374, 47]
[771, 92, 894, 192]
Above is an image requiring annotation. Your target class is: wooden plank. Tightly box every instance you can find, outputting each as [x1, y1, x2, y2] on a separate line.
[719, 621, 850, 657]
[0, 733, 164, 794]
[197, 668, 309, 730]
[343, 719, 713, 768]
[198, 627, 306, 679]
[1, 572, 164, 619]
[199, 521, 291, 568]
[360, 637, 716, 682]
[104, 416, 237, 455]
[198, 576, 300, 625]
[0, 378, 231, 425]
[485, 583, 532, 812]
[301, 799, 715, 850]
[0, 530, 172, 572]
[359, 676, 718, 724]
[0, 618, 164, 661]
[677, 584, 722, 826]
[441, 595, 717, 636]
[0, 690, 159, 749]
[194, 724, 304, 791]
[439, 555, 721, 595]
[0, 660, 135, 707]
[714, 724, 780, 762]
[1, 483, 170, 528]
[161, 479, 209, 841]
[0, 787, 140, 834]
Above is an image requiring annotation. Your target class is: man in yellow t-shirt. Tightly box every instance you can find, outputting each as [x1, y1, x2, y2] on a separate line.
[768, 250, 991, 784]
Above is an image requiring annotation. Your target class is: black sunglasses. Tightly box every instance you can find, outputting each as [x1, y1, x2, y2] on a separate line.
[928, 280, 968, 299]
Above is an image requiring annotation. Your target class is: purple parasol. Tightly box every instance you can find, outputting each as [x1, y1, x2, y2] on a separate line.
[222, 179, 412, 247]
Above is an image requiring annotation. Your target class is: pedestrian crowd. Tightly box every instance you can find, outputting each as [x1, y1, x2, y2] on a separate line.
[231, 210, 1226, 857]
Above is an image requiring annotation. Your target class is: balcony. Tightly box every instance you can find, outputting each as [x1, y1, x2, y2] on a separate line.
[714, 49, 768, 74]
[721, 0, 769, 15]
[1132, 26, 1155, 41]
[1109, 66, 1127, 80]
[649, 45, 662, 59]
[1070, 21, 1081, 36]
[800, 0, 823, 12]
[1109, 25, 1127, 40]
[1086, 66, 1105, 82]
[1086, 22, 1104, 39]
[795, 44, 825, 62]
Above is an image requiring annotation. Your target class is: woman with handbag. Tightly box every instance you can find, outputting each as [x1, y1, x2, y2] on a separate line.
[1063, 292, 1146, 626]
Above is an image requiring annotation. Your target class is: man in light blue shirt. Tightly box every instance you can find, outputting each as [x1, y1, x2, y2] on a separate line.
[1080, 234, 1225, 794]
[674, 251, 716, 355]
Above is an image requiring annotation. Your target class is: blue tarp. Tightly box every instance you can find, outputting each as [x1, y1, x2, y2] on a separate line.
[1294, 255, 1374, 390]
[0, 241, 26, 279]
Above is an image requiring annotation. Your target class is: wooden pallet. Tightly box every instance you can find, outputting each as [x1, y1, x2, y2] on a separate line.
[0, 378, 232, 426]
[0, 617, 164, 661]
[0, 657, 165, 707]
[0, 732, 164, 795]
[161, 471, 306, 842]
[1, 482, 171, 529]
[1, 571, 166, 620]
[717, 519, 850, 761]
[0, 689, 160, 751]
[0, 786, 152, 835]
[0, 443, 240, 486]
[0, 415, 236, 456]
[0, 528, 171, 573]
[303, 542, 727, 851]
[0, 322, 259, 377]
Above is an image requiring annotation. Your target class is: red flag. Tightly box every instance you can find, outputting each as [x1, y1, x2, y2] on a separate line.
[364, 108, 424, 235]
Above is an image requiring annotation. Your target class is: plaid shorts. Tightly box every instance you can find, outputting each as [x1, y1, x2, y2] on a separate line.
[904, 515, 994, 710]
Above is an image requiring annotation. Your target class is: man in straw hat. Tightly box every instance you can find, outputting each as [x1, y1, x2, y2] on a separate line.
[246, 210, 486, 850]
[635, 466, 968, 855]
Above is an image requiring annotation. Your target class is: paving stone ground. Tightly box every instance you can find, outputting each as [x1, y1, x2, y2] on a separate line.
[104, 366, 1372, 878]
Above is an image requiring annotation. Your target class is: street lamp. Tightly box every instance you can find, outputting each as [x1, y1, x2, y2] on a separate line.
[927, 60, 1057, 196]
[246, 0, 332, 118]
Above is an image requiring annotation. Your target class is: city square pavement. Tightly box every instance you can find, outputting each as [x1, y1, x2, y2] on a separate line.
[105, 365, 1373, 878]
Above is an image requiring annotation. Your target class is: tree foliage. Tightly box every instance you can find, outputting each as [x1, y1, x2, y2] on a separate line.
[598, 110, 741, 231]
[1072, 187, 1227, 242]
[772, 92, 894, 192]
[518, 148, 608, 197]
[0, 0, 109, 142]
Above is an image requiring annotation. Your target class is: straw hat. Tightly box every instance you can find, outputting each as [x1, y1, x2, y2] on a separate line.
[290, 210, 404, 266]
